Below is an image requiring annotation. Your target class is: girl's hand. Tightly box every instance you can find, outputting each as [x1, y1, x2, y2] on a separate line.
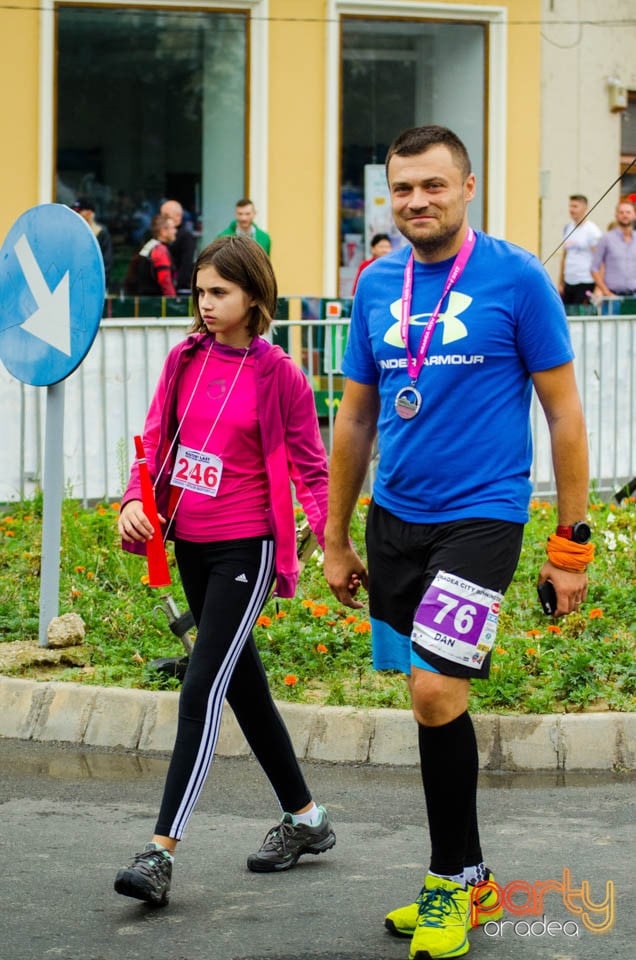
[118, 500, 165, 542]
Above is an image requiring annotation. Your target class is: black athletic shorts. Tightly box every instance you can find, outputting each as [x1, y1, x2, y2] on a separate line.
[365, 501, 524, 679]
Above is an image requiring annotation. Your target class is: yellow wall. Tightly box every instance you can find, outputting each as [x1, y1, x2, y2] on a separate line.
[268, 0, 327, 294]
[0, 1, 40, 244]
[505, 0, 542, 254]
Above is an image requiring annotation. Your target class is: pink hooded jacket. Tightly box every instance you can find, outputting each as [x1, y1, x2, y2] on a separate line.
[122, 333, 329, 598]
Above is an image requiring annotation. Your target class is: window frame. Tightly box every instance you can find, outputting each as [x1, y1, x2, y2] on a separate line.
[39, 0, 269, 224]
[323, 0, 508, 296]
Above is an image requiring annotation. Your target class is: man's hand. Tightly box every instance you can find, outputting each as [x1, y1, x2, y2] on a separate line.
[118, 499, 166, 543]
[324, 544, 368, 609]
[537, 560, 588, 617]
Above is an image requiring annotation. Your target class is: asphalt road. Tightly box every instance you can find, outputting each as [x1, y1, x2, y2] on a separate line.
[1, 738, 634, 960]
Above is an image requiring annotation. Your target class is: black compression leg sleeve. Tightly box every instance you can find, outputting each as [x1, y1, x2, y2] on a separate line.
[418, 711, 479, 877]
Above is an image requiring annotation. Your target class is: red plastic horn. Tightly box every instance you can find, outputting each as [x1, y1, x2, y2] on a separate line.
[134, 435, 171, 587]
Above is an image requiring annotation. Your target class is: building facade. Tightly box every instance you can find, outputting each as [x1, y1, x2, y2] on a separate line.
[1, 1, 635, 295]
[540, 1, 636, 282]
[1, 0, 544, 297]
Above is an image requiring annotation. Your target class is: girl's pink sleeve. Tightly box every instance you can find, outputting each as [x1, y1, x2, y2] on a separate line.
[121, 352, 174, 507]
[282, 365, 329, 547]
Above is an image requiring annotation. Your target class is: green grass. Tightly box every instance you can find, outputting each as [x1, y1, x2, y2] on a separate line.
[0, 492, 634, 714]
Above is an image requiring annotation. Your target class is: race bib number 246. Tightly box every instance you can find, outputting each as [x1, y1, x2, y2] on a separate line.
[170, 444, 223, 498]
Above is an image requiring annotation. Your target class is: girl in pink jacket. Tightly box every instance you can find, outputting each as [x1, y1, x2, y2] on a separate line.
[114, 236, 335, 906]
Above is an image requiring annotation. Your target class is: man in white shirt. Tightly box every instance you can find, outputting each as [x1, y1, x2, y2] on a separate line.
[558, 194, 601, 305]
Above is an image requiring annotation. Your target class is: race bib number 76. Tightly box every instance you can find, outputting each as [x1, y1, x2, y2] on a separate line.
[411, 570, 502, 670]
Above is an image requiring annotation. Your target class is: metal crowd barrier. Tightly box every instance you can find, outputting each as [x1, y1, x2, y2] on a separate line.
[1, 297, 634, 504]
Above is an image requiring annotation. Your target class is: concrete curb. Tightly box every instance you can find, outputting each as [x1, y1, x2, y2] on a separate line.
[0, 676, 633, 771]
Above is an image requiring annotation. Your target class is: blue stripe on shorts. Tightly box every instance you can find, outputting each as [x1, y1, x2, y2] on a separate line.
[371, 616, 440, 676]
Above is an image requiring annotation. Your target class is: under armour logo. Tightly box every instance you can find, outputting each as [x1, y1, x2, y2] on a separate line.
[235, 573, 248, 583]
[384, 290, 472, 347]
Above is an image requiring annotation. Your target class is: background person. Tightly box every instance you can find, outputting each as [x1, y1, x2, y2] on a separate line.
[591, 198, 636, 299]
[72, 196, 113, 288]
[557, 194, 601, 306]
[160, 199, 197, 294]
[114, 235, 335, 907]
[352, 232, 393, 294]
[218, 198, 271, 254]
[324, 125, 591, 960]
[124, 213, 177, 297]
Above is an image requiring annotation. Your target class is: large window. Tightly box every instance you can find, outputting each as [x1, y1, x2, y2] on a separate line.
[56, 6, 248, 293]
[340, 16, 486, 295]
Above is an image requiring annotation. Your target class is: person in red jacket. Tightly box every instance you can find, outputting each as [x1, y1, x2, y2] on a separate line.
[352, 232, 393, 293]
[124, 213, 177, 296]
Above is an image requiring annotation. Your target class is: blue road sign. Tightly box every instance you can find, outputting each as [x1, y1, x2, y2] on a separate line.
[0, 203, 105, 386]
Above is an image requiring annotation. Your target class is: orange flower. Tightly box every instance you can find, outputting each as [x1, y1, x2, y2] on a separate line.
[71, 589, 81, 597]
[530, 500, 540, 509]
[604, 636, 611, 643]
[525, 629, 541, 637]
[256, 615, 271, 627]
[96, 507, 107, 516]
[301, 599, 315, 609]
[496, 646, 507, 655]
[86, 571, 95, 580]
[588, 608, 603, 619]
[4, 530, 15, 537]
[526, 647, 537, 656]
[140, 574, 150, 585]
[2, 516, 14, 523]
[546, 625, 561, 634]
[358, 496, 371, 506]
[74, 565, 86, 573]
[23, 515, 32, 521]
[312, 604, 330, 617]
[344, 615, 357, 624]
[284, 674, 298, 685]
[110, 502, 121, 511]
[316, 643, 328, 654]
[353, 621, 371, 633]
[275, 610, 287, 619]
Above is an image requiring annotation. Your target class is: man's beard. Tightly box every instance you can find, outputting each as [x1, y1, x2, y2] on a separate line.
[400, 214, 465, 259]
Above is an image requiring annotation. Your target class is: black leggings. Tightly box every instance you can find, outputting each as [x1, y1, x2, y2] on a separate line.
[155, 536, 311, 840]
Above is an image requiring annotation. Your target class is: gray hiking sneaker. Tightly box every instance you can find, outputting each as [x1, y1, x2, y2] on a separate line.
[114, 842, 173, 905]
[247, 806, 336, 872]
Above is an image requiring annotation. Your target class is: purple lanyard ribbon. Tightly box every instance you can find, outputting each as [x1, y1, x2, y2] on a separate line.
[400, 228, 475, 383]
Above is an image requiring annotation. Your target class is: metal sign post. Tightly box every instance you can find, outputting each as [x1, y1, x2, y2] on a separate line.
[39, 381, 66, 645]
[0, 204, 105, 645]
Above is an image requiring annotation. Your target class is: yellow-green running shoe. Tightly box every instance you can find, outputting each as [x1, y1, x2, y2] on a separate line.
[385, 870, 503, 938]
[408, 876, 471, 960]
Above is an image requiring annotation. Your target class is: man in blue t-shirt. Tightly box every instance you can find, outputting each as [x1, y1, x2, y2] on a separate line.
[324, 126, 592, 960]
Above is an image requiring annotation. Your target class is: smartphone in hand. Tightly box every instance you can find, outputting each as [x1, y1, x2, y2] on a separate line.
[537, 581, 557, 615]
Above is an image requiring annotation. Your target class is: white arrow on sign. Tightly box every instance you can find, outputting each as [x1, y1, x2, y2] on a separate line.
[14, 234, 71, 356]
